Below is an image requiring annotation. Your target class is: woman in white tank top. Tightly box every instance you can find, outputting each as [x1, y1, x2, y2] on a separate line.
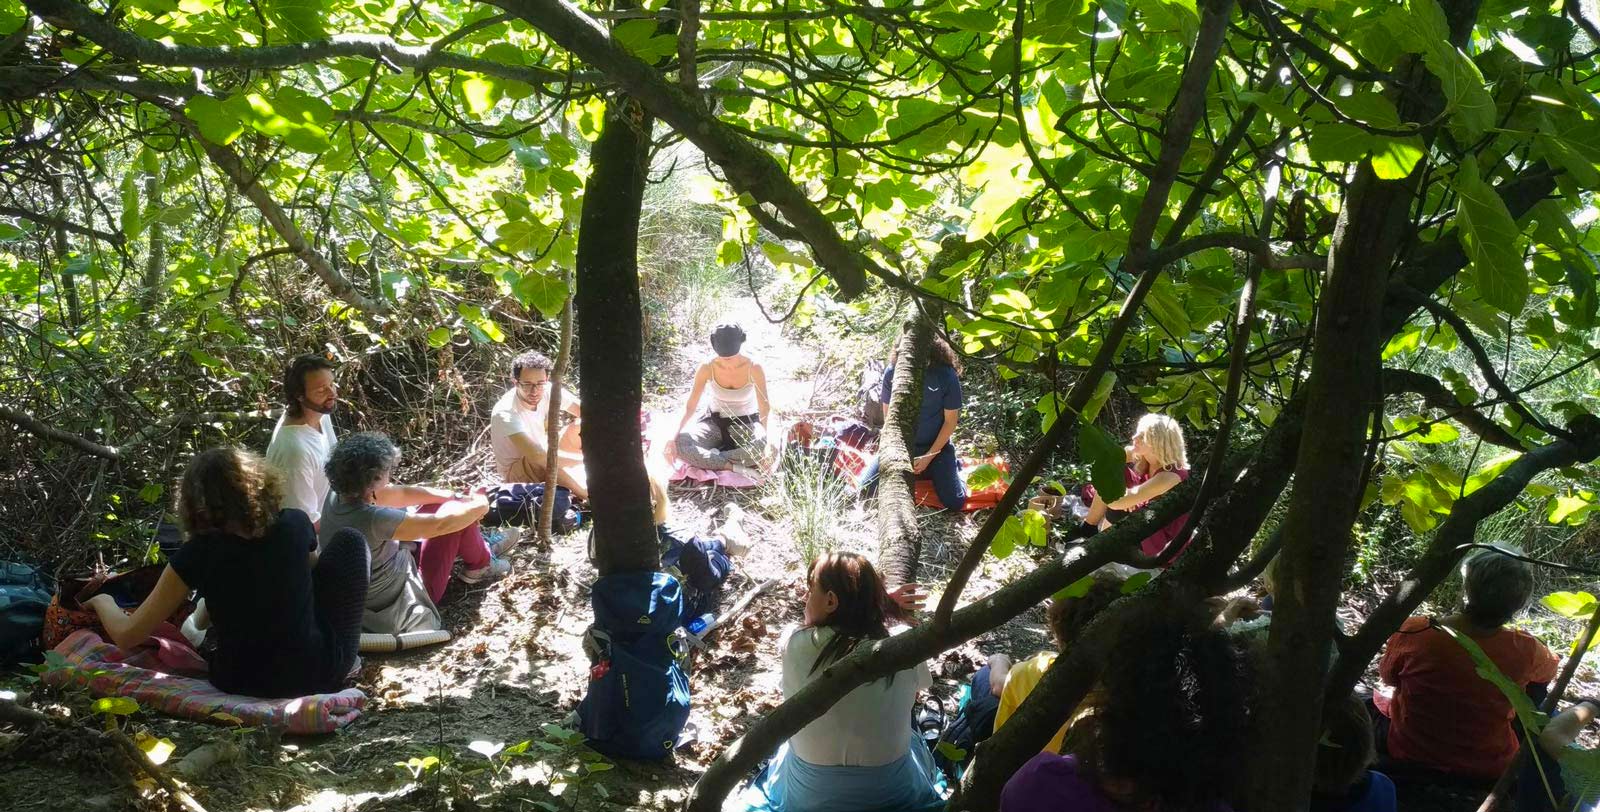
[669, 323, 772, 472]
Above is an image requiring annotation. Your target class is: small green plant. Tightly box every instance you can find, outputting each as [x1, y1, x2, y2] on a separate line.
[525, 724, 615, 807]
[394, 753, 443, 781]
[766, 452, 859, 564]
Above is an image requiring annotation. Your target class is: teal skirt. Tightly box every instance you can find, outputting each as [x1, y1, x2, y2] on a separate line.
[733, 734, 947, 812]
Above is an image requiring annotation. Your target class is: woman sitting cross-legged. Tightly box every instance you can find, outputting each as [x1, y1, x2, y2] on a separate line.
[668, 323, 772, 474]
[738, 552, 942, 812]
[1001, 602, 1255, 812]
[1375, 545, 1558, 787]
[87, 447, 369, 699]
[319, 432, 505, 635]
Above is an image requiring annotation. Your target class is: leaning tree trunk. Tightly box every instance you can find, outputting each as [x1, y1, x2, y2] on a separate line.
[575, 99, 659, 577]
[875, 316, 931, 588]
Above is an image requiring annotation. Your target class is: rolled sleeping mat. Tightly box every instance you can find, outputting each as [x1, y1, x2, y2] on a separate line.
[359, 629, 451, 653]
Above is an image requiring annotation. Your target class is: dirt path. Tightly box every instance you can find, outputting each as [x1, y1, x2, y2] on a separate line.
[1, 294, 1048, 812]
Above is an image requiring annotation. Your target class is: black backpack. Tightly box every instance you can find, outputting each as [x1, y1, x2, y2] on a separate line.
[0, 562, 52, 667]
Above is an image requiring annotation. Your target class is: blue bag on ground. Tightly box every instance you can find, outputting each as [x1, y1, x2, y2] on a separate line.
[0, 562, 53, 666]
[658, 523, 733, 623]
[480, 483, 578, 532]
[577, 571, 692, 760]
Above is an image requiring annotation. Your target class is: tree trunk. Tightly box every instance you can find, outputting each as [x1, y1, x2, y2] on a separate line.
[575, 99, 659, 577]
[875, 316, 930, 588]
[1251, 164, 1417, 809]
[538, 284, 574, 546]
[138, 172, 164, 325]
[48, 173, 81, 329]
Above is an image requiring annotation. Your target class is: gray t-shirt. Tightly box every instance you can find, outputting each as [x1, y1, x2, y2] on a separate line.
[318, 494, 441, 634]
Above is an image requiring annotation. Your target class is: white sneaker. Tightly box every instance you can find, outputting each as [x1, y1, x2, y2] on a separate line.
[460, 557, 511, 585]
[487, 527, 524, 557]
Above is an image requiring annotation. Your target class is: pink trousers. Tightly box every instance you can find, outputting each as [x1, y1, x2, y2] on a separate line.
[414, 503, 491, 603]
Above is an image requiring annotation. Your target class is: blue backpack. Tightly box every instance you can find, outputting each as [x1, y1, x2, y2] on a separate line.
[577, 571, 692, 760]
[0, 562, 52, 667]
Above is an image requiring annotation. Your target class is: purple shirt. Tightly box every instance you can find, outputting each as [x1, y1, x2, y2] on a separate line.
[1001, 753, 1234, 812]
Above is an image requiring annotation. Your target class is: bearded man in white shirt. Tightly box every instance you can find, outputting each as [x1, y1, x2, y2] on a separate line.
[264, 354, 340, 525]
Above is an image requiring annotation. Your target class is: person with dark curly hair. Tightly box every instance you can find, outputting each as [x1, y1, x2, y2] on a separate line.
[489, 349, 587, 500]
[1001, 604, 1255, 811]
[320, 432, 504, 635]
[737, 552, 938, 812]
[87, 447, 370, 698]
[860, 334, 967, 511]
[265, 353, 339, 524]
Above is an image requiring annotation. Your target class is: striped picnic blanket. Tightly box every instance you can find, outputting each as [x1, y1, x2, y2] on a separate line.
[44, 630, 366, 734]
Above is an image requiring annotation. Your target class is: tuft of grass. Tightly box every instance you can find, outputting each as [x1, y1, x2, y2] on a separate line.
[763, 451, 865, 565]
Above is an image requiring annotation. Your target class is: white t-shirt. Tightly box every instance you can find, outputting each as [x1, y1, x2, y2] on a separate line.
[781, 624, 930, 768]
[264, 412, 336, 524]
[488, 386, 577, 480]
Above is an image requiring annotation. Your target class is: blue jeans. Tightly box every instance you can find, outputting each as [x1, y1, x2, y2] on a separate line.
[861, 444, 967, 512]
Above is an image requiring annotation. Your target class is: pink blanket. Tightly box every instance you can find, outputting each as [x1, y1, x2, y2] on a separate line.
[45, 630, 366, 734]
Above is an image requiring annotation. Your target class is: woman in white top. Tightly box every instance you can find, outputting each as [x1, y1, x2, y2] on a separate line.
[667, 323, 771, 472]
[737, 552, 945, 812]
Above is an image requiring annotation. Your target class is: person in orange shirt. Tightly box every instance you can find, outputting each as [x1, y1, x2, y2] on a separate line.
[1376, 546, 1559, 783]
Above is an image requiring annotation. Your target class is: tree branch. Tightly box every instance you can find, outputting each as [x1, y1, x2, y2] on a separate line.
[1395, 285, 1566, 440]
[876, 317, 931, 589]
[1382, 367, 1525, 450]
[931, 0, 1237, 628]
[22, 0, 575, 87]
[488, 0, 874, 297]
[0, 405, 119, 459]
[0, 204, 124, 246]
[685, 490, 1198, 812]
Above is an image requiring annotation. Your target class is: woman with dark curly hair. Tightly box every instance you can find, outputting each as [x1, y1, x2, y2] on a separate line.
[319, 432, 503, 635]
[87, 447, 370, 699]
[738, 552, 940, 812]
[860, 334, 967, 511]
[1001, 603, 1255, 811]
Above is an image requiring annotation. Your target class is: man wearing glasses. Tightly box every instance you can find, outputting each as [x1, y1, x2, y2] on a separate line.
[489, 350, 587, 500]
[265, 353, 340, 525]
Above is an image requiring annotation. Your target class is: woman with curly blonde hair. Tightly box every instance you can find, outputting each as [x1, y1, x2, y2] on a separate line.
[1069, 414, 1194, 561]
[87, 447, 370, 698]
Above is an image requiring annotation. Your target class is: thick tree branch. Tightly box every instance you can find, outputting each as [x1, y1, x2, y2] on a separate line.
[0, 405, 119, 459]
[489, 0, 873, 297]
[1144, 230, 1324, 270]
[166, 112, 389, 316]
[22, 0, 574, 87]
[0, 204, 124, 246]
[1382, 367, 1525, 450]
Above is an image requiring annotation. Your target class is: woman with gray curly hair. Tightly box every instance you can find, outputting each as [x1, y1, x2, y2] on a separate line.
[319, 432, 505, 635]
[1374, 544, 1558, 786]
